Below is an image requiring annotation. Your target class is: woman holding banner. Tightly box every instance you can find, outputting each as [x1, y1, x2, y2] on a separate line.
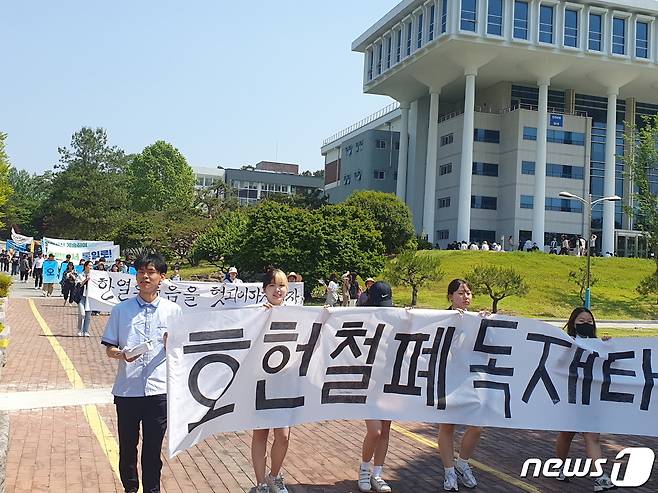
[251, 268, 292, 493]
[555, 308, 615, 491]
[75, 261, 93, 336]
[358, 281, 394, 493]
[439, 279, 485, 491]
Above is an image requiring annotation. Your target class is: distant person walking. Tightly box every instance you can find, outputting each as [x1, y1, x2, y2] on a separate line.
[32, 252, 44, 289]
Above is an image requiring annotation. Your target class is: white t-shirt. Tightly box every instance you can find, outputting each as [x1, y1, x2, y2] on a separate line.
[326, 280, 339, 305]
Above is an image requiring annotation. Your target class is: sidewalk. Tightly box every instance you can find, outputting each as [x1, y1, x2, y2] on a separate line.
[1, 285, 656, 492]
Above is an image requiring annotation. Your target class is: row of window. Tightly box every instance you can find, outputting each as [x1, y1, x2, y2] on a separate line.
[520, 195, 584, 213]
[369, 1, 654, 83]
[367, 0, 448, 81]
[438, 195, 498, 210]
[342, 169, 392, 185]
[440, 129, 500, 147]
[346, 139, 399, 155]
[475, 1, 652, 58]
[523, 127, 586, 146]
[521, 161, 584, 180]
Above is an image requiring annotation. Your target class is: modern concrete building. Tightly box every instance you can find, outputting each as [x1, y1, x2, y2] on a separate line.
[194, 162, 324, 206]
[323, 0, 658, 256]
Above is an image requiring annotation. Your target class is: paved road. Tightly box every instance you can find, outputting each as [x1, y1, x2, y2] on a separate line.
[1, 283, 656, 492]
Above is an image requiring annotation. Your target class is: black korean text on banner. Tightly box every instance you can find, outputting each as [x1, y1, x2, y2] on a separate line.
[167, 307, 658, 458]
[87, 270, 304, 312]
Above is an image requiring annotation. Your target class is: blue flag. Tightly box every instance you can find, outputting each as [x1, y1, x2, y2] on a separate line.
[43, 260, 59, 284]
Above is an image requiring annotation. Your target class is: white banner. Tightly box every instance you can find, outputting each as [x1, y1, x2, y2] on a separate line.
[167, 307, 658, 457]
[87, 270, 304, 312]
[11, 228, 33, 246]
[44, 243, 120, 263]
[43, 237, 114, 251]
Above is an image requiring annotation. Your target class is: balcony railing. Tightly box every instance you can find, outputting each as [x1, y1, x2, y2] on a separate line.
[323, 102, 400, 146]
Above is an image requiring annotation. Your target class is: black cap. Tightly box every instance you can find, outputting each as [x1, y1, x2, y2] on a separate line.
[365, 281, 393, 307]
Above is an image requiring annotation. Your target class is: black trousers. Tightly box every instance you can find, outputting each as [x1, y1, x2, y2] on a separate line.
[62, 281, 75, 302]
[115, 395, 167, 493]
[33, 268, 43, 288]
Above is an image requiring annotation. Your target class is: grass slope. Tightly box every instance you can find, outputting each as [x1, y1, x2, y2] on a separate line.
[391, 251, 656, 320]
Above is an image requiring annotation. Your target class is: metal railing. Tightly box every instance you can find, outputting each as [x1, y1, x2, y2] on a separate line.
[322, 102, 400, 146]
[438, 103, 588, 123]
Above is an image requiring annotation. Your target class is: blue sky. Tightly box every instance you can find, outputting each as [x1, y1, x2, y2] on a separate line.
[2, 1, 399, 173]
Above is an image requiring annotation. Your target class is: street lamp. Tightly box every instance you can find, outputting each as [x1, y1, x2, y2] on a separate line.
[558, 191, 622, 309]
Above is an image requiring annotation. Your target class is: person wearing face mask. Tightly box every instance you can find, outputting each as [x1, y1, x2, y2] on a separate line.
[555, 307, 615, 492]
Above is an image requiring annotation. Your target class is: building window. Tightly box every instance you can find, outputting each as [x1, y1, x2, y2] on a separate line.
[343, 174, 351, 185]
[367, 51, 373, 81]
[487, 0, 503, 36]
[472, 162, 499, 176]
[612, 17, 626, 55]
[345, 145, 353, 156]
[439, 163, 453, 175]
[521, 161, 535, 175]
[396, 29, 402, 63]
[523, 126, 537, 140]
[376, 139, 387, 149]
[394, 141, 400, 150]
[589, 13, 603, 51]
[471, 195, 497, 210]
[437, 229, 450, 240]
[417, 13, 424, 48]
[438, 196, 451, 208]
[377, 43, 383, 75]
[539, 5, 554, 43]
[374, 170, 386, 180]
[636, 21, 649, 58]
[470, 229, 496, 243]
[440, 133, 454, 146]
[441, 0, 448, 33]
[545, 197, 583, 213]
[474, 129, 500, 143]
[407, 21, 413, 55]
[429, 4, 436, 40]
[461, 0, 478, 32]
[356, 140, 364, 152]
[354, 170, 362, 181]
[546, 163, 584, 179]
[547, 130, 585, 146]
[513, 1, 529, 40]
[564, 9, 579, 47]
[386, 37, 392, 69]
[520, 194, 534, 209]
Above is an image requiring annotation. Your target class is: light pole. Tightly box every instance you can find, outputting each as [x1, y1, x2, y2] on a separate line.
[558, 192, 621, 309]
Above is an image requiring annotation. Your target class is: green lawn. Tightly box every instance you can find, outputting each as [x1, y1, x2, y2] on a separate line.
[599, 328, 658, 338]
[180, 253, 657, 320]
[391, 251, 656, 320]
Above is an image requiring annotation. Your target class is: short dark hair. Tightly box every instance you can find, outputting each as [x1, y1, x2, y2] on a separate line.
[447, 278, 471, 297]
[134, 253, 168, 274]
[84, 260, 93, 269]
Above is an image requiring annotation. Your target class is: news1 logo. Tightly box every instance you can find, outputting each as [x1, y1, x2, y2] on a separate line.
[520, 447, 654, 487]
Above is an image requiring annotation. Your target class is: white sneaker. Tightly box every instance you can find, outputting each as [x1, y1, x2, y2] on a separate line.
[455, 460, 477, 488]
[77, 331, 83, 337]
[358, 466, 372, 492]
[84, 332, 91, 337]
[255, 484, 270, 493]
[370, 475, 391, 493]
[593, 474, 615, 491]
[265, 473, 288, 493]
[444, 469, 459, 491]
[557, 469, 569, 482]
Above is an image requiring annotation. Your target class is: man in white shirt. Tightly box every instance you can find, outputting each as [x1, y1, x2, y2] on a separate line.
[32, 252, 44, 289]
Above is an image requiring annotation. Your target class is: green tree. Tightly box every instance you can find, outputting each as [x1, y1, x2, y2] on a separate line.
[263, 188, 328, 209]
[191, 209, 249, 268]
[637, 272, 658, 305]
[229, 201, 386, 285]
[344, 190, 416, 254]
[0, 134, 15, 230]
[128, 141, 195, 212]
[2, 168, 51, 237]
[41, 127, 129, 239]
[568, 267, 599, 305]
[465, 265, 529, 313]
[194, 179, 239, 219]
[384, 251, 444, 306]
[625, 115, 658, 302]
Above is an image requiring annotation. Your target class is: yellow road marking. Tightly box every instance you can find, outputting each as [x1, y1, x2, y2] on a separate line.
[391, 423, 543, 493]
[28, 299, 122, 484]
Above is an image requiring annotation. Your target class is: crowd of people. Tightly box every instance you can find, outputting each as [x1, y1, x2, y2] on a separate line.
[6, 248, 617, 493]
